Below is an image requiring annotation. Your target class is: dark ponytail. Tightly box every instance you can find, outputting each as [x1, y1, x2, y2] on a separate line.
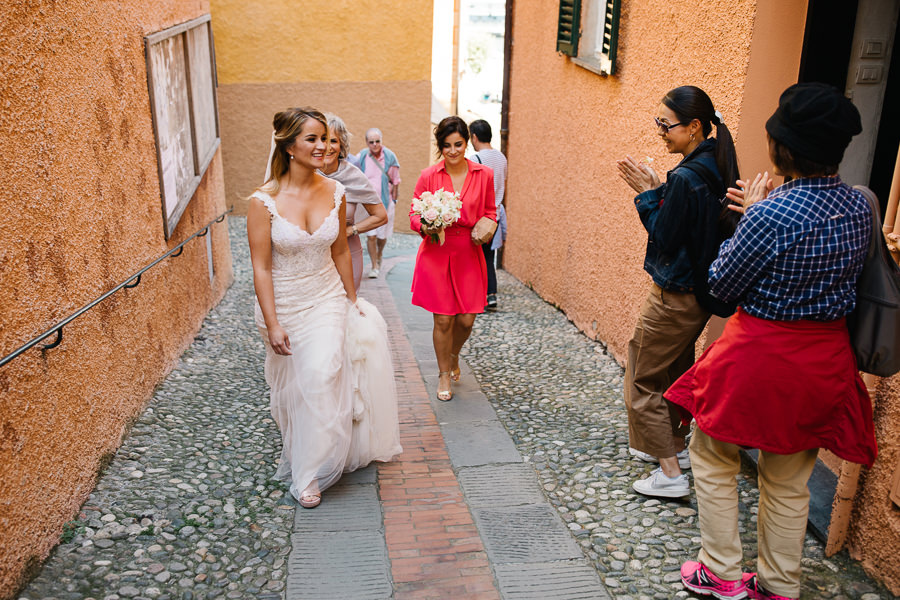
[662, 86, 740, 188]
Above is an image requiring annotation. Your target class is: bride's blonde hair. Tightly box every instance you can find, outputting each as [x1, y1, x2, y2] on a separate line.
[258, 107, 328, 196]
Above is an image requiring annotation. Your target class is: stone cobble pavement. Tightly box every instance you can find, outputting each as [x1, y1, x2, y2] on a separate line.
[18, 221, 893, 600]
[19, 218, 292, 600]
[462, 264, 892, 600]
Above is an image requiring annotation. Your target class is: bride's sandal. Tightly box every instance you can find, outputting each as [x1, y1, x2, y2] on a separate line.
[437, 371, 453, 401]
[449, 354, 461, 382]
[299, 486, 321, 509]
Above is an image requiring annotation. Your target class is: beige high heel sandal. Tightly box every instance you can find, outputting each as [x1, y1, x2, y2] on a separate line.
[450, 354, 461, 382]
[437, 371, 453, 401]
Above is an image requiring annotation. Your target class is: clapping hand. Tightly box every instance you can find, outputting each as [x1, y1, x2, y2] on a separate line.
[617, 156, 661, 194]
[726, 172, 774, 214]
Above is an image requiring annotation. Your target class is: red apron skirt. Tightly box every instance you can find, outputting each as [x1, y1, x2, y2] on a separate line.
[665, 308, 877, 467]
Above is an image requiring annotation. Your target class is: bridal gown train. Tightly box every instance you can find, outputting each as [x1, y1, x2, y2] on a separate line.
[252, 182, 401, 501]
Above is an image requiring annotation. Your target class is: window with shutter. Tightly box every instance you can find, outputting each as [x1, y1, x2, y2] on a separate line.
[599, 0, 621, 74]
[562, 0, 621, 76]
[557, 0, 581, 56]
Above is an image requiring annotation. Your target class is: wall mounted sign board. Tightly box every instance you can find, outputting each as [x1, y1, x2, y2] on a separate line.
[145, 14, 220, 239]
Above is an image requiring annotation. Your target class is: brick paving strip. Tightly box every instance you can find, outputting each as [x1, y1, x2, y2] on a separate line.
[285, 249, 612, 600]
[373, 255, 610, 600]
[366, 256, 501, 600]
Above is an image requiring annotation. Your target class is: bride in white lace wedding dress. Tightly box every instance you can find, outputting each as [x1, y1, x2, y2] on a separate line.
[247, 108, 401, 508]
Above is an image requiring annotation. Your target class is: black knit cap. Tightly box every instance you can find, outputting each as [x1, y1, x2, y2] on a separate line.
[765, 82, 862, 165]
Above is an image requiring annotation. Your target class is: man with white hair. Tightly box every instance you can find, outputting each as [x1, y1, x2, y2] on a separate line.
[357, 128, 400, 278]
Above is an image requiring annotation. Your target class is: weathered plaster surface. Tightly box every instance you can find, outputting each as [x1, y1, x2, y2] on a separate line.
[849, 377, 900, 595]
[209, 0, 433, 84]
[504, 0, 756, 363]
[217, 80, 432, 224]
[0, 1, 232, 595]
[208, 0, 434, 225]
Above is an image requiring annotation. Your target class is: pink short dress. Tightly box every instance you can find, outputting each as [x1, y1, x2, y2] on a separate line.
[410, 159, 497, 315]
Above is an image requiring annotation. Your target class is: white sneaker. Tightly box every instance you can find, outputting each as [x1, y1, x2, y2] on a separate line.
[367, 268, 379, 278]
[677, 449, 691, 470]
[629, 448, 657, 463]
[629, 447, 691, 470]
[632, 468, 690, 498]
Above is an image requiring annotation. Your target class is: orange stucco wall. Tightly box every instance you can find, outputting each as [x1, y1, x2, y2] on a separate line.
[209, 0, 434, 221]
[850, 377, 900, 594]
[505, 0, 759, 362]
[216, 81, 432, 221]
[505, 0, 900, 592]
[0, 2, 232, 596]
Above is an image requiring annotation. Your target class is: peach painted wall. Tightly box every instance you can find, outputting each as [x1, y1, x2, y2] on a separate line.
[504, 0, 758, 362]
[850, 376, 900, 594]
[0, 2, 232, 596]
[215, 81, 432, 222]
[209, 0, 434, 223]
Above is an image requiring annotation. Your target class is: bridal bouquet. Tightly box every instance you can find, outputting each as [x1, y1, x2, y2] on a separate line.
[411, 188, 462, 245]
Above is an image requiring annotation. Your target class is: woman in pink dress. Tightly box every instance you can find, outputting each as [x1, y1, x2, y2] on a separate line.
[410, 116, 497, 401]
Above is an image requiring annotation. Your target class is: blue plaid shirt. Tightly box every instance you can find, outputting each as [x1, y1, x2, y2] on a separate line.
[709, 176, 870, 321]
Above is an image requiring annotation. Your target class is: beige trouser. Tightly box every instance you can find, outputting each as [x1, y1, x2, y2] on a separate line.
[691, 428, 818, 598]
[624, 283, 709, 458]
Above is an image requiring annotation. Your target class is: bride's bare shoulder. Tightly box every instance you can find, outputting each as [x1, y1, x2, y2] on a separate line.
[315, 173, 337, 192]
[314, 174, 342, 202]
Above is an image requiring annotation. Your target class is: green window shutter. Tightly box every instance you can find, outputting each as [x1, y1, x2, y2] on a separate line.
[557, 0, 581, 56]
[601, 0, 621, 75]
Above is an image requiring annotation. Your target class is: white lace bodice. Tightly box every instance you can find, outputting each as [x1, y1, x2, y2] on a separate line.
[253, 182, 347, 325]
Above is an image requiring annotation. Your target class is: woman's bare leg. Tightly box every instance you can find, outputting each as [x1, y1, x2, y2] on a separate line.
[449, 314, 476, 374]
[433, 314, 455, 398]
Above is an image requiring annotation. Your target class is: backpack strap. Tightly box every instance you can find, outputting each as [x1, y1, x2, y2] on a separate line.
[674, 161, 739, 317]
[677, 160, 725, 198]
[363, 150, 390, 179]
[854, 185, 880, 261]
[678, 160, 740, 241]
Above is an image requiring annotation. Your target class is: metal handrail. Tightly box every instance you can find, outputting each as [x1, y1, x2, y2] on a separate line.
[0, 207, 232, 369]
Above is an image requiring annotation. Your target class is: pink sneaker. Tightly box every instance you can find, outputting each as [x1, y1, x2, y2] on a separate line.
[743, 575, 798, 600]
[680, 561, 751, 599]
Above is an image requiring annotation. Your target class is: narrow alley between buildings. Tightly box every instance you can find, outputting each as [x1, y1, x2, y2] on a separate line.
[17, 219, 891, 600]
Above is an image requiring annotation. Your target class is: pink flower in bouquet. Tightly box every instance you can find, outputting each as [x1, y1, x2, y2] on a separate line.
[411, 188, 462, 245]
[423, 208, 440, 223]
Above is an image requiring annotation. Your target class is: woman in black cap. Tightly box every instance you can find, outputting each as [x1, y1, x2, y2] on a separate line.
[667, 82, 878, 600]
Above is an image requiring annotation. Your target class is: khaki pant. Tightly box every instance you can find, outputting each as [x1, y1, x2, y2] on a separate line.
[691, 428, 818, 598]
[624, 283, 709, 458]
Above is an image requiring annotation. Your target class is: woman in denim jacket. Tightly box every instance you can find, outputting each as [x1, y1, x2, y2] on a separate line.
[616, 85, 740, 499]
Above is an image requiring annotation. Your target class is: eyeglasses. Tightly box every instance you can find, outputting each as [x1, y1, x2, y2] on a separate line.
[654, 117, 688, 132]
